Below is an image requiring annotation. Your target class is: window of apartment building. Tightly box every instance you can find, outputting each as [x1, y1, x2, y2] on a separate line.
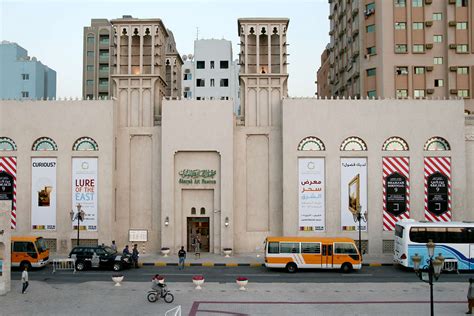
[414, 90, 425, 98]
[87, 51, 94, 57]
[434, 79, 444, 87]
[456, 44, 468, 53]
[196, 97, 202, 100]
[184, 91, 192, 98]
[396, 89, 408, 98]
[21, 91, 29, 98]
[196, 79, 205, 87]
[395, 44, 407, 53]
[434, 57, 443, 64]
[395, 22, 406, 30]
[367, 90, 377, 98]
[183, 73, 192, 80]
[366, 68, 376, 77]
[210, 61, 215, 69]
[210, 78, 215, 87]
[413, 22, 424, 30]
[220, 96, 229, 100]
[87, 65, 94, 72]
[98, 93, 108, 99]
[394, 0, 406, 7]
[99, 78, 108, 86]
[86, 80, 94, 85]
[433, 35, 443, 43]
[414, 67, 425, 74]
[196, 61, 205, 69]
[99, 64, 109, 72]
[432, 13, 442, 21]
[99, 50, 109, 59]
[367, 47, 376, 55]
[413, 44, 424, 53]
[87, 36, 94, 44]
[99, 35, 109, 45]
[457, 67, 469, 75]
[456, 0, 468, 7]
[366, 2, 375, 12]
[220, 61, 229, 69]
[458, 90, 469, 98]
[21, 73, 29, 80]
[86, 94, 93, 100]
[396, 66, 408, 75]
[412, 0, 422, 7]
[366, 24, 376, 33]
[220, 79, 229, 87]
[456, 22, 467, 30]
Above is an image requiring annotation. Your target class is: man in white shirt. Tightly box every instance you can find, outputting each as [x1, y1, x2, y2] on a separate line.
[21, 267, 29, 294]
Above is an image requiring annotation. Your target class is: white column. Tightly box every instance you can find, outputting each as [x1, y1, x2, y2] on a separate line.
[139, 28, 143, 74]
[267, 24, 271, 74]
[117, 31, 121, 75]
[128, 25, 132, 74]
[256, 25, 260, 73]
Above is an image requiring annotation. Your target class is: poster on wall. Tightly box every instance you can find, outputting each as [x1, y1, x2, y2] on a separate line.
[383, 157, 410, 231]
[341, 158, 367, 231]
[298, 158, 325, 231]
[31, 158, 57, 231]
[0, 157, 16, 229]
[72, 158, 98, 231]
[424, 157, 451, 222]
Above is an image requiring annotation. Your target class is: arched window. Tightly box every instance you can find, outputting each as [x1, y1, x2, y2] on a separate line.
[191, 207, 196, 215]
[0, 137, 17, 151]
[340, 136, 367, 151]
[73, 137, 99, 151]
[32, 137, 58, 151]
[424, 137, 451, 151]
[200, 207, 206, 215]
[297, 136, 326, 151]
[382, 137, 409, 151]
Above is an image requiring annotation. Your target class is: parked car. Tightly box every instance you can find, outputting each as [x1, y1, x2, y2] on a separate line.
[68, 245, 131, 271]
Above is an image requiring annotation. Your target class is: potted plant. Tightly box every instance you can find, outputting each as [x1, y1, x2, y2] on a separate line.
[223, 247, 233, 258]
[192, 275, 205, 290]
[236, 276, 248, 291]
[161, 247, 170, 257]
[112, 274, 124, 287]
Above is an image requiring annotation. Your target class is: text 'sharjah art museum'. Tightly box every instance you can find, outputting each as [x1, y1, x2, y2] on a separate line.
[1, 18, 473, 260]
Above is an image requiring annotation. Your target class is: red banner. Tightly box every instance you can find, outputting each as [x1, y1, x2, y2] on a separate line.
[424, 157, 451, 222]
[383, 157, 410, 231]
[0, 156, 17, 229]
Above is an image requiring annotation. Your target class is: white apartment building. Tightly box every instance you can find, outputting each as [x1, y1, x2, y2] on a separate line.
[182, 39, 240, 114]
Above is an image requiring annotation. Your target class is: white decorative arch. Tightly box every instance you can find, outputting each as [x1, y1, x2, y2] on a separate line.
[32, 137, 58, 151]
[0, 137, 17, 151]
[340, 136, 368, 151]
[297, 136, 326, 151]
[382, 137, 409, 151]
[73, 137, 99, 151]
[424, 136, 451, 151]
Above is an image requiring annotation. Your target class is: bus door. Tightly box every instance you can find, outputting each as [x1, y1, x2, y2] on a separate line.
[322, 244, 333, 268]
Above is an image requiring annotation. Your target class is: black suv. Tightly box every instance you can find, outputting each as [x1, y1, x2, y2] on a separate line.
[68, 246, 131, 271]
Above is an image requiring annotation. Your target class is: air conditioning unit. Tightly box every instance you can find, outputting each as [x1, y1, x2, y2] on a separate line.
[427, 89, 434, 94]
[449, 44, 457, 49]
[426, 66, 434, 71]
[425, 21, 433, 27]
[425, 0, 432, 4]
[449, 66, 458, 71]
[448, 21, 456, 27]
[450, 89, 457, 94]
[425, 43, 433, 49]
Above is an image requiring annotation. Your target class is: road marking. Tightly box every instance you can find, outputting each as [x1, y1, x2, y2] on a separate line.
[224, 274, 281, 277]
[341, 274, 373, 277]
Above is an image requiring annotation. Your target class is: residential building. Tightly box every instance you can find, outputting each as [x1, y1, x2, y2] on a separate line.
[316, 46, 331, 97]
[181, 39, 240, 114]
[321, 0, 474, 100]
[0, 41, 56, 100]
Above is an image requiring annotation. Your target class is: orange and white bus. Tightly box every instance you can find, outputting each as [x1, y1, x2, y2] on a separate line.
[264, 237, 362, 273]
[11, 236, 49, 269]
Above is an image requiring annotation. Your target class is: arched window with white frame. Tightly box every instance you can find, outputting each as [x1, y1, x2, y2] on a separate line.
[297, 136, 326, 151]
[423, 136, 450, 151]
[73, 137, 99, 151]
[32, 137, 58, 151]
[340, 136, 367, 151]
[382, 136, 409, 151]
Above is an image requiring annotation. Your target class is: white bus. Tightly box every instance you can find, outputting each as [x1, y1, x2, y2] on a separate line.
[394, 219, 474, 270]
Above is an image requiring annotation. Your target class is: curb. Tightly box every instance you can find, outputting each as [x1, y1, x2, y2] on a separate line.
[140, 262, 394, 267]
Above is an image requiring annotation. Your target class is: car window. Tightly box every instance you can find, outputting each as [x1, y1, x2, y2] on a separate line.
[96, 249, 106, 255]
[103, 246, 116, 255]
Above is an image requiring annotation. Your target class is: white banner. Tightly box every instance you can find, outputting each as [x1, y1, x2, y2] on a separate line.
[341, 158, 367, 231]
[72, 158, 98, 231]
[31, 158, 56, 230]
[298, 158, 325, 231]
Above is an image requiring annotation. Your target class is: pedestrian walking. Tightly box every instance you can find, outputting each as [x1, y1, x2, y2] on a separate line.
[123, 245, 130, 255]
[467, 278, 474, 314]
[132, 244, 140, 268]
[21, 266, 29, 294]
[111, 240, 117, 251]
[178, 246, 186, 270]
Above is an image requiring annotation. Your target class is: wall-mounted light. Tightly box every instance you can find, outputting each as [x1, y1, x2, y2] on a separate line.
[224, 217, 229, 227]
[164, 216, 169, 227]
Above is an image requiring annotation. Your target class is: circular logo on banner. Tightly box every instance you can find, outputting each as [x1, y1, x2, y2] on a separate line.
[81, 162, 89, 170]
[307, 162, 315, 170]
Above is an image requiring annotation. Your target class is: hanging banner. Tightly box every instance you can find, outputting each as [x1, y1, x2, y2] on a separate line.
[31, 158, 56, 230]
[72, 158, 98, 231]
[298, 158, 325, 231]
[383, 157, 410, 231]
[0, 157, 16, 229]
[341, 158, 367, 231]
[424, 157, 451, 222]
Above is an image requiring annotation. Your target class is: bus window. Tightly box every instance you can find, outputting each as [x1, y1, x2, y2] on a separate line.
[395, 225, 404, 238]
[410, 227, 426, 243]
[425, 227, 447, 243]
[280, 243, 300, 254]
[301, 243, 321, 254]
[268, 242, 279, 254]
[334, 243, 358, 254]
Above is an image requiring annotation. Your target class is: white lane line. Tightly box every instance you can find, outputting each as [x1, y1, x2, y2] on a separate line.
[341, 274, 373, 277]
[224, 274, 281, 277]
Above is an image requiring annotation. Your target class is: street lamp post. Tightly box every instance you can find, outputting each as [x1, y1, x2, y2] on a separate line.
[411, 240, 445, 316]
[353, 206, 367, 258]
[70, 203, 85, 246]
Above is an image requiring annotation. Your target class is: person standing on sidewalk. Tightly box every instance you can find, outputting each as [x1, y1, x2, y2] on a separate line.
[132, 244, 140, 268]
[111, 240, 117, 252]
[178, 246, 186, 270]
[467, 278, 474, 314]
[21, 266, 29, 294]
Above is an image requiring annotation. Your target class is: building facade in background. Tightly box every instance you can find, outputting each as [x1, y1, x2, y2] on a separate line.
[0, 41, 56, 100]
[319, 0, 474, 101]
[316, 46, 331, 98]
[181, 39, 240, 114]
[82, 16, 182, 100]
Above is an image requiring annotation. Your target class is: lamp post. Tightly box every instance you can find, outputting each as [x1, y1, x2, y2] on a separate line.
[411, 240, 445, 316]
[70, 203, 85, 246]
[353, 205, 367, 258]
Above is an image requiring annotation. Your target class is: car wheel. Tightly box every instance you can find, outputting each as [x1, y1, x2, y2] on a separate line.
[286, 262, 297, 273]
[113, 262, 122, 271]
[76, 261, 86, 271]
[341, 263, 353, 273]
[20, 261, 32, 270]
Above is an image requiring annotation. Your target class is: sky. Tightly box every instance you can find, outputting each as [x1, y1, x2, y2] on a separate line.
[0, 0, 329, 98]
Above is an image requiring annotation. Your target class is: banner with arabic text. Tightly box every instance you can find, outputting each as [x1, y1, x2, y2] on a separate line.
[298, 158, 325, 231]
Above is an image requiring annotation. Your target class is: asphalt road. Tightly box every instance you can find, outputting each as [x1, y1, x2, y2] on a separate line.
[10, 265, 474, 284]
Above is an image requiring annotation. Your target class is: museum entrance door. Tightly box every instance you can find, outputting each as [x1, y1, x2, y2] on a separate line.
[187, 217, 210, 252]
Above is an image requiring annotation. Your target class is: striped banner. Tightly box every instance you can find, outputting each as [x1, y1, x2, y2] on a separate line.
[0, 157, 17, 229]
[383, 157, 410, 231]
[424, 157, 452, 222]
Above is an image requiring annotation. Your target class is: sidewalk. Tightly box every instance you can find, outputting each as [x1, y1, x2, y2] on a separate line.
[51, 252, 394, 267]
